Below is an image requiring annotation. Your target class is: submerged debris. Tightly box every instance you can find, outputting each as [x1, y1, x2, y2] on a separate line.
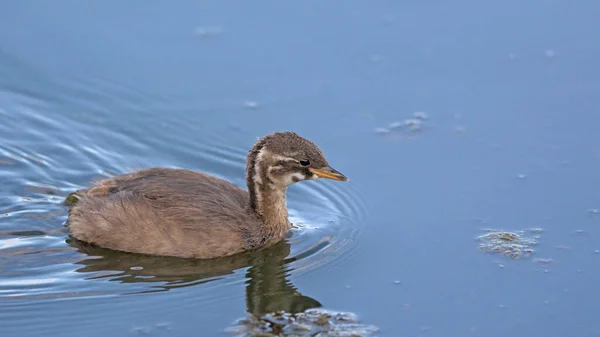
[130, 322, 172, 335]
[533, 258, 554, 264]
[477, 229, 542, 259]
[387, 121, 403, 130]
[375, 111, 429, 135]
[413, 111, 428, 120]
[226, 308, 379, 337]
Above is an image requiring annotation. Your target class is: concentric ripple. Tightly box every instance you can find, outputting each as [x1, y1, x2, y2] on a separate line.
[286, 177, 368, 276]
[0, 65, 368, 307]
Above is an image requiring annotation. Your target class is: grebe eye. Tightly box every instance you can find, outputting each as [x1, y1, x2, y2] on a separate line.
[299, 159, 310, 166]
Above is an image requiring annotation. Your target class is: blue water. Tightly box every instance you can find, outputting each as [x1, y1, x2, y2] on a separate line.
[1, 1, 599, 336]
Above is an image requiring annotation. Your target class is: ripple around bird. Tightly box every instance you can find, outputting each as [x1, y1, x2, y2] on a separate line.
[0, 72, 368, 309]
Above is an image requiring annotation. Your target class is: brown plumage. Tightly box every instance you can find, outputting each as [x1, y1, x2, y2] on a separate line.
[65, 132, 348, 259]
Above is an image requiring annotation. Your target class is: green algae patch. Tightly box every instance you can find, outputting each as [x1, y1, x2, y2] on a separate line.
[226, 308, 379, 337]
[477, 228, 542, 259]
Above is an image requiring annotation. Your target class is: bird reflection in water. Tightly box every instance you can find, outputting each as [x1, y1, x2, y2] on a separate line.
[68, 237, 322, 316]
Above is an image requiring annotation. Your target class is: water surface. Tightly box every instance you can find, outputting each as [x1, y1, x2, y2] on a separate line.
[1, 1, 599, 336]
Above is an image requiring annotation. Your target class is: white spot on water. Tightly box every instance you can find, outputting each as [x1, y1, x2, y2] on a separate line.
[243, 101, 259, 109]
[404, 118, 420, 127]
[403, 118, 422, 132]
[413, 111, 428, 120]
[454, 126, 467, 134]
[387, 121, 403, 129]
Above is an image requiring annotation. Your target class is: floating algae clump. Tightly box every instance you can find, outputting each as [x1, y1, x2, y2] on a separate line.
[226, 308, 379, 337]
[477, 229, 542, 259]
